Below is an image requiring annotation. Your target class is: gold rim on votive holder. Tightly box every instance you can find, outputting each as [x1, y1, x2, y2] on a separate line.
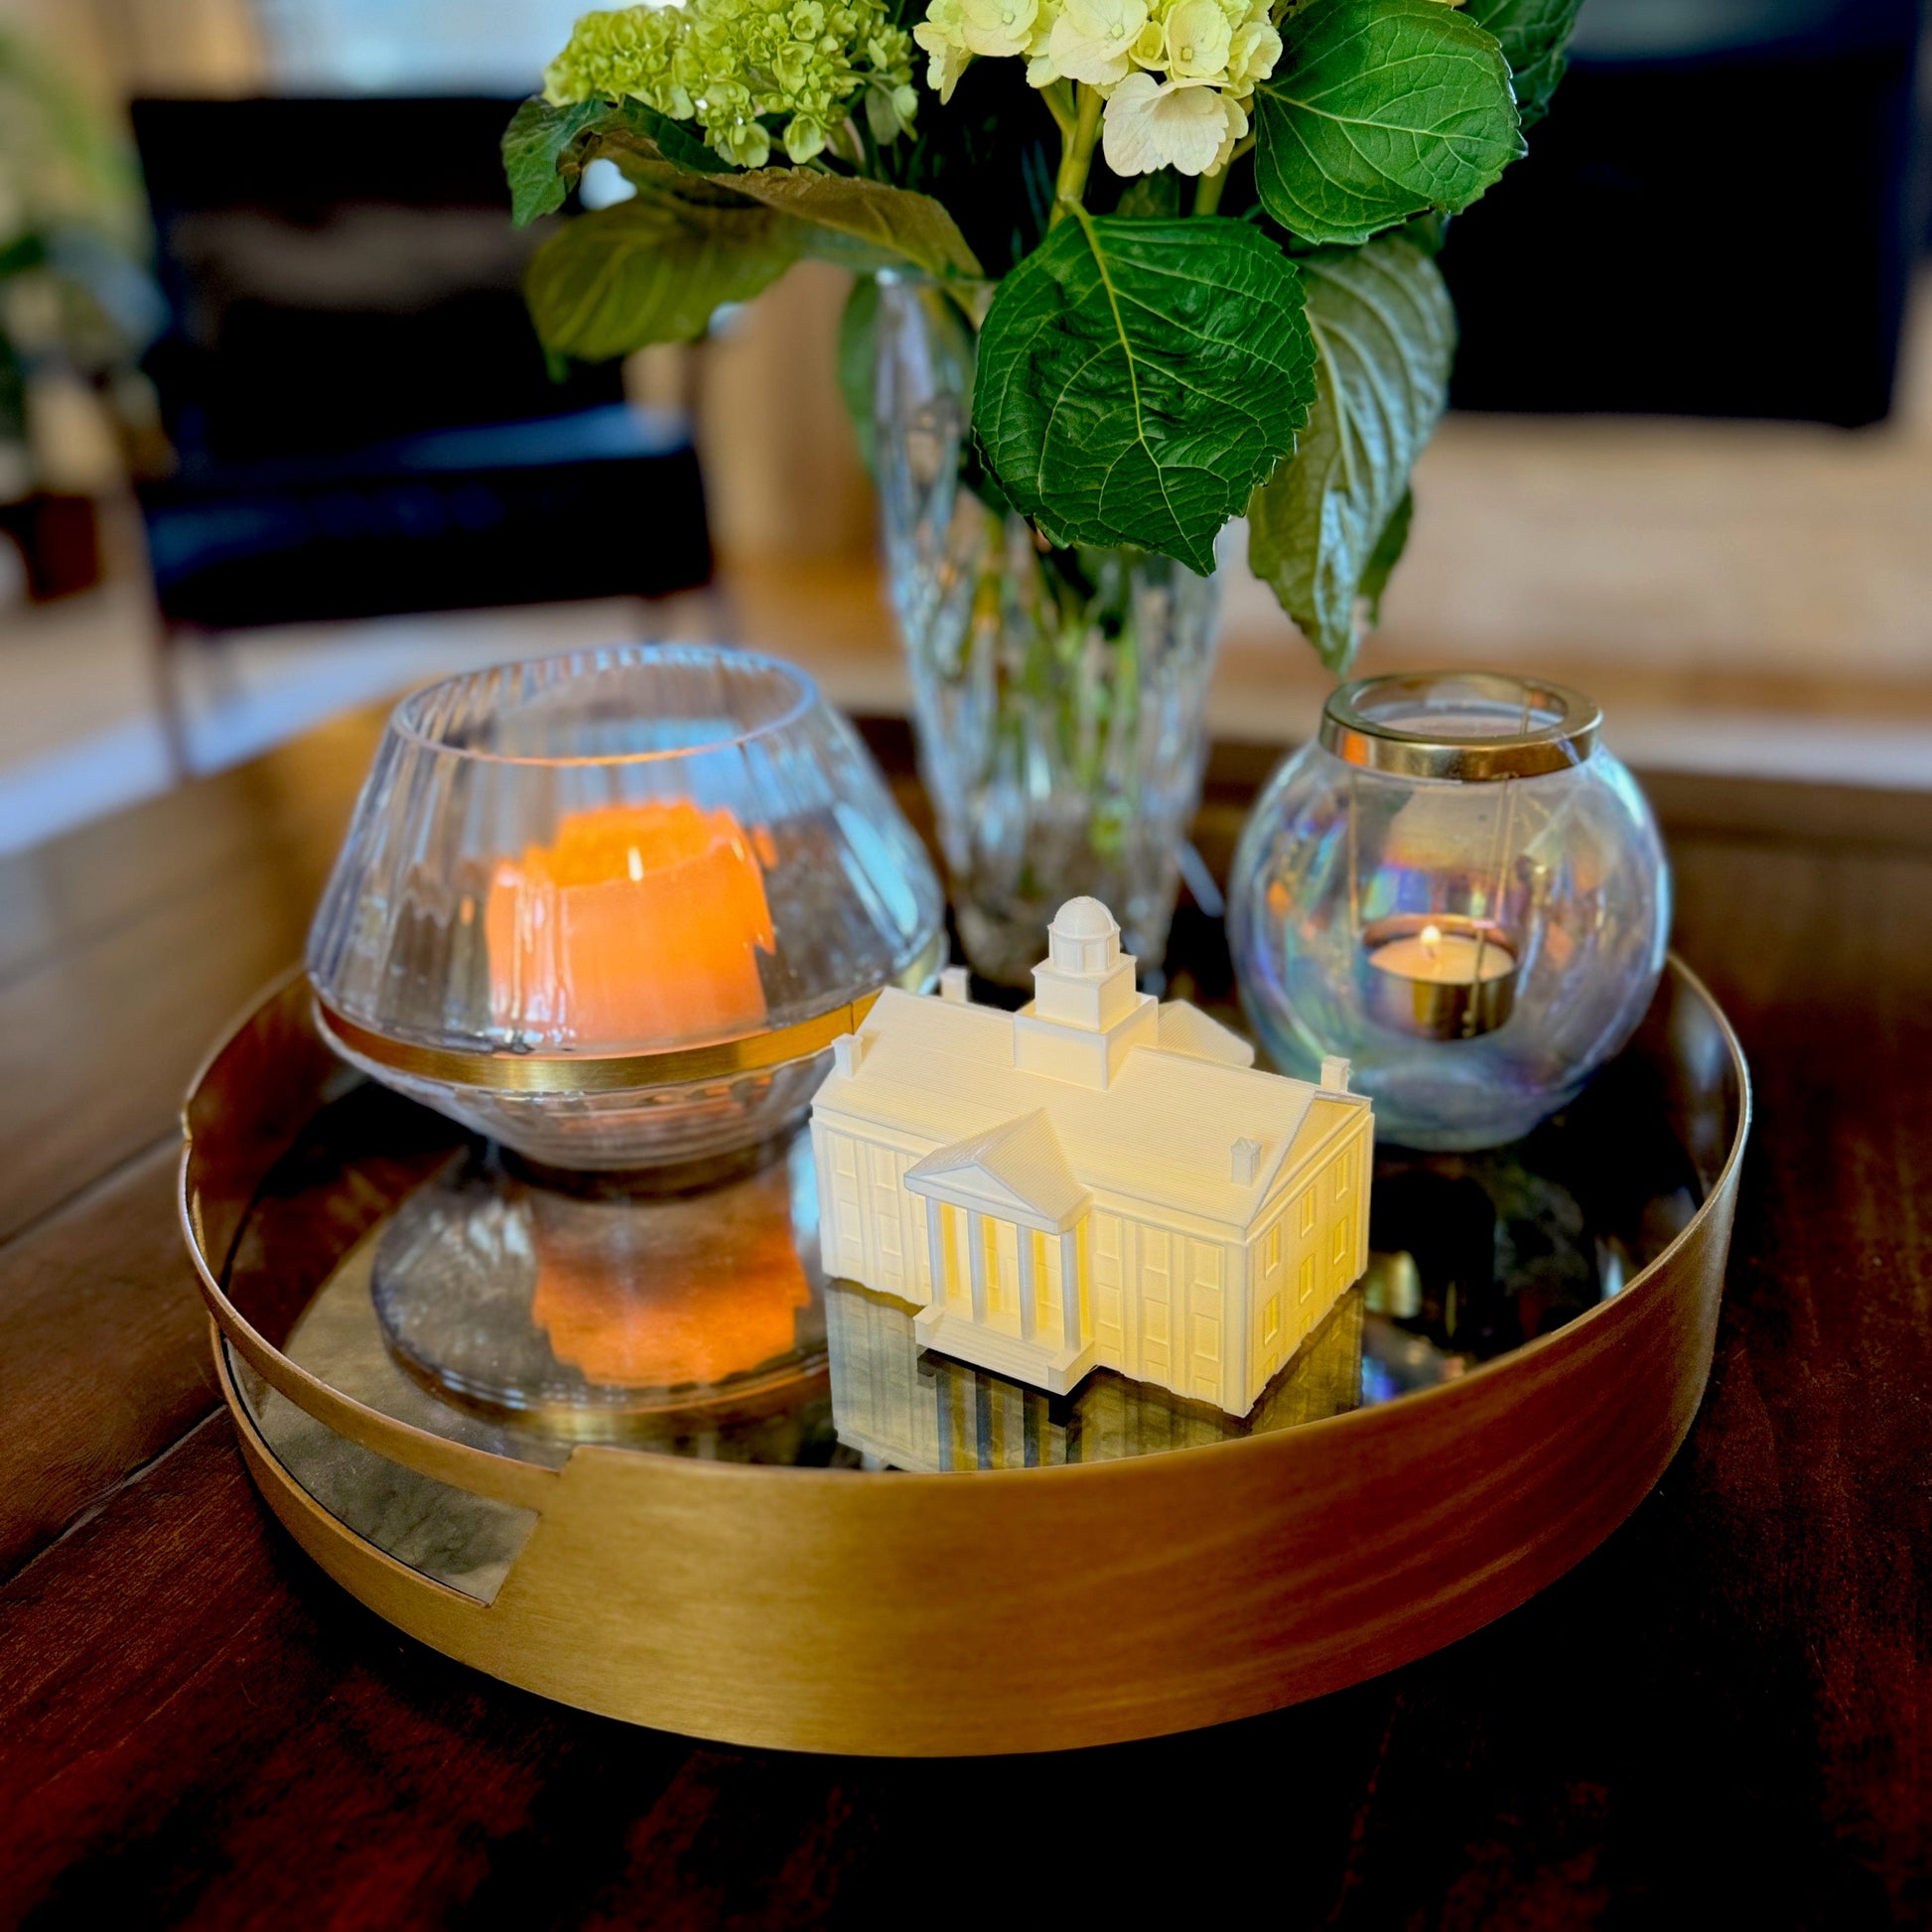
[1320, 673, 1601, 783]
[1361, 912, 1520, 1041]
[315, 927, 947, 1097]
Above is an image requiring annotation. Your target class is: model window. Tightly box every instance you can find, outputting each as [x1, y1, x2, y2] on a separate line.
[1265, 1224, 1282, 1271]
[1298, 1254, 1313, 1303]
[1298, 1190, 1314, 1236]
[1264, 1296, 1281, 1343]
[1331, 1219, 1348, 1264]
[1335, 1150, 1352, 1201]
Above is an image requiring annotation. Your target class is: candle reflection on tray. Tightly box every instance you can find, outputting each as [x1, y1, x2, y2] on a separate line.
[530, 1189, 810, 1390]
[370, 1133, 828, 1438]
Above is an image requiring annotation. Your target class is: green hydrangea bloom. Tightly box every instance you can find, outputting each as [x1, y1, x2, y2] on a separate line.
[545, 0, 917, 171]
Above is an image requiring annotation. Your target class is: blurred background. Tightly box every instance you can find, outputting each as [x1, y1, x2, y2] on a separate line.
[0, 0, 1927, 853]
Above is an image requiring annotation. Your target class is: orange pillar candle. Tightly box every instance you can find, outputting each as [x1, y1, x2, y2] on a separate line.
[486, 800, 774, 1046]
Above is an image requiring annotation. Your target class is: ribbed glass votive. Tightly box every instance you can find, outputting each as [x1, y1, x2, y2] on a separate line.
[308, 644, 945, 1168]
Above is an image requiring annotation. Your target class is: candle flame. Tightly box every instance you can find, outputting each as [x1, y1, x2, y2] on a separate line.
[1420, 922, 1443, 958]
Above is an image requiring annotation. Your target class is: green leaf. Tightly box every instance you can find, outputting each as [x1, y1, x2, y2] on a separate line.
[1358, 485, 1413, 623]
[974, 213, 1316, 576]
[1253, 0, 1523, 247]
[1115, 172, 1182, 219]
[1247, 231, 1453, 670]
[1463, 0, 1586, 126]
[580, 96, 734, 179]
[503, 96, 730, 228]
[726, 171, 983, 282]
[836, 275, 879, 474]
[502, 97, 605, 226]
[524, 185, 803, 358]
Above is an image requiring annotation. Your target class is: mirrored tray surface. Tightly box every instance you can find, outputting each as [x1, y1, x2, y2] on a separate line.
[216, 983, 1709, 1601]
[186, 958, 1743, 1753]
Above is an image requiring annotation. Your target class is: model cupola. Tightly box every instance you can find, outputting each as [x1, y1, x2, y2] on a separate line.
[1016, 897, 1159, 1087]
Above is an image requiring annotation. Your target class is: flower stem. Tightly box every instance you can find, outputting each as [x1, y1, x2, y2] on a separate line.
[1193, 168, 1227, 216]
[1041, 78, 1077, 143]
[1051, 84, 1104, 226]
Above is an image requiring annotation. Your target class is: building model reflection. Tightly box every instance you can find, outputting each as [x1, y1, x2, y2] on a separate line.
[826, 1275, 1367, 1472]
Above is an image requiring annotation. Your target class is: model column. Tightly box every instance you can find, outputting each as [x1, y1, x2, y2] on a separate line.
[1058, 1225, 1082, 1351]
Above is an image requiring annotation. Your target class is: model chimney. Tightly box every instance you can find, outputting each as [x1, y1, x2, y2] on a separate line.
[938, 966, 970, 1003]
[1230, 1136, 1263, 1183]
[1319, 1055, 1351, 1092]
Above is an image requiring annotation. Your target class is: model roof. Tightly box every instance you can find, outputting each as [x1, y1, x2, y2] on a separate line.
[816, 988, 1366, 1227]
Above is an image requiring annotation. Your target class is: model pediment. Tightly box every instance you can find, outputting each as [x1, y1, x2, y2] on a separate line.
[904, 1111, 1089, 1234]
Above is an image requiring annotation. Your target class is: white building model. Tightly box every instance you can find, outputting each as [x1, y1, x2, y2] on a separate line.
[810, 897, 1373, 1418]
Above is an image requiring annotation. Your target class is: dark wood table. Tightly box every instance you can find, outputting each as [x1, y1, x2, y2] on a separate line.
[2, 712, 1927, 1929]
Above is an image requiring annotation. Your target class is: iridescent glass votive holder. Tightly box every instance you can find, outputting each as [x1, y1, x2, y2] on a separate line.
[307, 644, 945, 1170]
[1228, 672, 1669, 1150]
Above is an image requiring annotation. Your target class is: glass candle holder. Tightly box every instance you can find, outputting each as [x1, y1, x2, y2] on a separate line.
[307, 645, 945, 1169]
[1228, 673, 1669, 1150]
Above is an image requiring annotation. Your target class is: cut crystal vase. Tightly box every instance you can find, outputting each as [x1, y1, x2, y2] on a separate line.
[872, 274, 1222, 986]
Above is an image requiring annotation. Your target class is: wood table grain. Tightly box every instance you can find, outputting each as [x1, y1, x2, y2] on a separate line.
[0, 713, 1926, 1930]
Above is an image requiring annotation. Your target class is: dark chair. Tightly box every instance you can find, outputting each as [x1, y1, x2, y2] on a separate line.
[1440, 0, 1925, 426]
[129, 96, 712, 754]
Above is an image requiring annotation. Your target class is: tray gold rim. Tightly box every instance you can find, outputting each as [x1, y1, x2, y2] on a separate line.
[181, 956, 1750, 1756]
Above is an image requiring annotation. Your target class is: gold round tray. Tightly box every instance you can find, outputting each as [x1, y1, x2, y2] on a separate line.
[182, 960, 1748, 1756]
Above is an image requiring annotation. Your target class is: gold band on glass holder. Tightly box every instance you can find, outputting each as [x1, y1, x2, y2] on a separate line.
[315, 931, 947, 1095]
[1319, 673, 1602, 783]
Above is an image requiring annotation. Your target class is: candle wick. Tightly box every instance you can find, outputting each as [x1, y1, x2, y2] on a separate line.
[1420, 922, 1442, 960]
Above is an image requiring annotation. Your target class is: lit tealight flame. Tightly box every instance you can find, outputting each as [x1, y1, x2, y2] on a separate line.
[1420, 922, 1443, 959]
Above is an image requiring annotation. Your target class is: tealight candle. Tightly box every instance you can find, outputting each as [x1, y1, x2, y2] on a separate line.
[486, 799, 774, 1047]
[1364, 915, 1519, 1040]
[1370, 922, 1515, 987]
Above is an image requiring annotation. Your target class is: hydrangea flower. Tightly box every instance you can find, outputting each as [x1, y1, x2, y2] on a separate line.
[1159, 0, 1231, 81]
[1226, 15, 1282, 88]
[917, 0, 1280, 178]
[958, 0, 1040, 58]
[912, 0, 976, 100]
[1046, 0, 1147, 88]
[546, 6, 694, 120]
[546, 0, 918, 171]
[1101, 71, 1245, 176]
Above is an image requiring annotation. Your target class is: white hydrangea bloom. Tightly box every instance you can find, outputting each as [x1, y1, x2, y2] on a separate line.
[1101, 70, 1240, 176]
[1161, 0, 1230, 80]
[1225, 13, 1281, 93]
[1025, 0, 1065, 83]
[1046, 0, 1149, 87]
[916, 0, 1282, 170]
[958, 0, 1039, 57]
[1128, 17, 1166, 67]
[1208, 89, 1247, 172]
[913, 0, 975, 98]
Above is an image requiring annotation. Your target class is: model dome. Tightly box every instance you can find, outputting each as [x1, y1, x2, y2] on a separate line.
[1052, 897, 1119, 940]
